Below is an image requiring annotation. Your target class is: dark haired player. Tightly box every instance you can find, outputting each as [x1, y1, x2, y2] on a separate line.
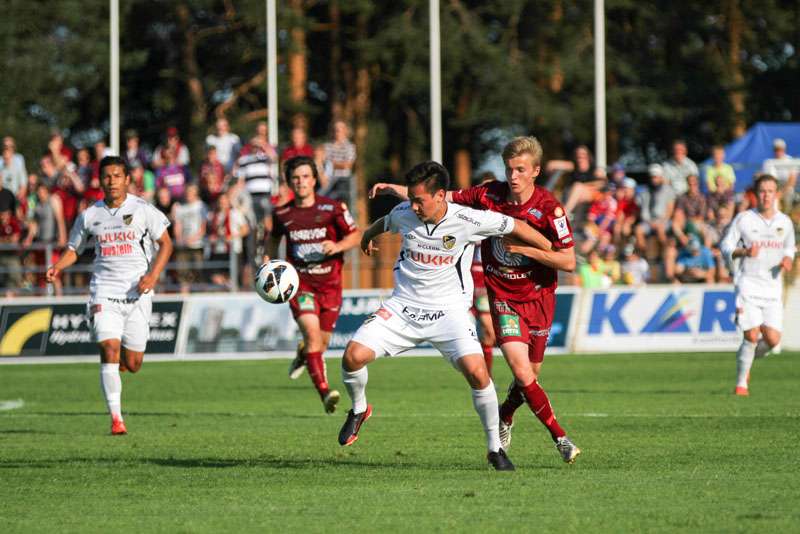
[46, 156, 172, 435]
[263, 156, 359, 414]
[340, 161, 554, 470]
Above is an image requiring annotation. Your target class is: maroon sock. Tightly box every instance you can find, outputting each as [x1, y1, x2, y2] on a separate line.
[499, 380, 525, 424]
[305, 351, 329, 397]
[481, 344, 493, 377]
[521, 380, 566, 441]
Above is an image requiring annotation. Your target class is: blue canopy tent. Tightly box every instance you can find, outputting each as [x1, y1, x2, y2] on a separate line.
[702, 122, 800, 192]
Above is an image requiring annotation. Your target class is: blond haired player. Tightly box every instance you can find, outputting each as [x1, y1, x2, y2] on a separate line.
[46, 156, 172, 435]
[720, 174, 795, 395]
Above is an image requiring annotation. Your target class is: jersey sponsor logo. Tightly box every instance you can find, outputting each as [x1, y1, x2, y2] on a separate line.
[494, 301, 513, 314]
[123, 214, 133, 225]
[300, 264, 334, 275]
[317, 204, 334, 211]
[456, 213, 481, 227]
[561, 236, 573, 244]
[498, 217, 509, 233]
[89, 304, 102, 315]
[295, 243, 327, 262]
[297, 294, 315, 311]
[443, 236, 456, 250]
[474, 295, 490, 313]
[289, 227, 328, 241]
[499, 314, 521, 337]
[402, 306, 445, 322]
[376, 308, 392, 320]
[96, 231, 136, 243]
[749, 239, 785, 249]
[486, 193, 500, 201]
[554, 215, 570, 238]
[490, 237, 529, 267]
[486, 263, 531, 280]
[405, 233, 417, 240]
[530, 328, 550, 337]
[100, 243, 134, 256]
[527, 208, 543, 219]
[406, 249, 455, 266]
[416, 243, 440, 251]
[343, 209, 355, 227]
[92, 221, 102, 226]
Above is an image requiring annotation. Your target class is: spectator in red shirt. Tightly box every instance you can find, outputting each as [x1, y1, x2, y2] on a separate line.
[0, 205, 23, 294]
[613, 177, 639, 249]
[198, 146, 226, 206]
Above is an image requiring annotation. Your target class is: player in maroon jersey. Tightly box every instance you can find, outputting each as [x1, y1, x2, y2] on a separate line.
[264, 156, 360, 414]
[370, 137, 581, 463]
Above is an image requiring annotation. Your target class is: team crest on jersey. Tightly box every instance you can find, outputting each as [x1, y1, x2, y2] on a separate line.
[315, 215, 323, 223]
[443, 236, 456, 250]
[777, 227, 784, 236]
[527, 208, 543, 219]
[554, 206, 564, 217]
[123, 214, 133, 225]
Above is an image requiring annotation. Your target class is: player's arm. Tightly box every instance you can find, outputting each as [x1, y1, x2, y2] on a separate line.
[507, 218, 553, 251]
[262, 234, 282, 263]
[501, 237, 576, 272]
[45, 248, 79, 283]
[321, 229, 360, 256]
[137, 230, 173, 294]
[360, 216, 387, 256]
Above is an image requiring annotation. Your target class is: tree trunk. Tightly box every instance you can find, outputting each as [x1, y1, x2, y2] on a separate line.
[726, 0, 747, 138]
[176, 3, 207, 157]
[288, 0, 307, 128]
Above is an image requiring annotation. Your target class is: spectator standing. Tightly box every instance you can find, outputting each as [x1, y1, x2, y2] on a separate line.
[75, 148, 95, 187]
[0, 202, 23, 294]
[171, 184, 207, 291]
[24, 182, 68, 294]
[45, 128, 73, 170]
[662, 139, 699, 196]
[321, 120, 356, 203]
[0, 137, 27, 177]
[122, 130, 150, 171]
[207, 191, 249, 287]
[281, 126, 315, 163]
[198, 146, 226, 206]
[705, 145, 736, 193]
[762, 138, 798, 213]
[152, 127, 190, 169]
[41, 155, 84, 226]
[634, 164, 676, 256]
[205, 118, 241, 172]
[234, 122, 280, 234]
[1, 145, 26, 197]
[155, 148, 192, 201]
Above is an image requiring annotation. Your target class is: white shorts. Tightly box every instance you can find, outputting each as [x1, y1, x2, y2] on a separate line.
[350, 298, 482, 370]
[87, 296, 152, 352]
[736, 294, 783, 332]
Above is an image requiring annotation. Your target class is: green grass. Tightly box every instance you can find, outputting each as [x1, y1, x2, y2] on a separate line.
[1, 352, 799, 533]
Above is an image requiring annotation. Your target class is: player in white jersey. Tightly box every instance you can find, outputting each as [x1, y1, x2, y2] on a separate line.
[46, 156, 173, 434]
[719, 175, 795, 396]
[337, 161, 553, 470]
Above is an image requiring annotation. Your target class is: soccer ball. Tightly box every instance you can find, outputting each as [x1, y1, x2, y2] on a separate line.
[254, 260, 299, 303]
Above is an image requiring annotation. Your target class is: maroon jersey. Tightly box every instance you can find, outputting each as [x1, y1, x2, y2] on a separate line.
[470, 246, 486, 289]
[452, 181, 574, 301]
[271, 195, 357, 292]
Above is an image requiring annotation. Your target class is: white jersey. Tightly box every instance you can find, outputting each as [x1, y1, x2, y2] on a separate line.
[385, 201, 514, 309]
[68, 194, 171, 299]
[719, 208, 795, 300]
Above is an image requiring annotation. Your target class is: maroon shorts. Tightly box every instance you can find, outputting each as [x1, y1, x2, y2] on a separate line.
[289, 287, 342, 332]
[489, 292, 555, 363]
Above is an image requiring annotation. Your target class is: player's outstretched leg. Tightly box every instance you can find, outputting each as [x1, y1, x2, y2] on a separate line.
[520, 380, 581, 463]
[288, 341, 307, 379]
[338, 403, 372, 446]
[498, 379, 525, 450]
[735, 340, 756, 395]
[100, 363, 126, 435]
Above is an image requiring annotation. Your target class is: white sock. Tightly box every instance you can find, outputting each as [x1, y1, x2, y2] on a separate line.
[341, 365, 368, 413]
[736, 340, 756, 388]
[471, 380, 501, 452]
[754, 340, 771, 359]
[100, 363, 122, 422]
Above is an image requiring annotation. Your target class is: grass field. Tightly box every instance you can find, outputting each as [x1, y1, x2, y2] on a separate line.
[1, 351, 799, 533]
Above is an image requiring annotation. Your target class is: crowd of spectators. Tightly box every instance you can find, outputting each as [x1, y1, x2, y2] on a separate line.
[563, 139, 800, 288]
[2, 121, 799, 296]
[0, 120, 357, 296]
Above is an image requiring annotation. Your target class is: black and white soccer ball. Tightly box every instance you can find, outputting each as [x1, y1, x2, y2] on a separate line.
[254, 260, 299, 303]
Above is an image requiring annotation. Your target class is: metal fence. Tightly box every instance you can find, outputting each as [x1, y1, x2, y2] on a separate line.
[0, 242, 245, 296]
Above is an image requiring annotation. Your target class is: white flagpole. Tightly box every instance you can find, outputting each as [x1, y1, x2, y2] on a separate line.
[430, 0, 442, 163]
[594, 0, 607, 171]
[110, 0, 120, 155]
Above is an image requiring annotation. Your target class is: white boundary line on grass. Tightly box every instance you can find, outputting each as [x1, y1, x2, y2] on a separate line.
[0, 398, 24, 411]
